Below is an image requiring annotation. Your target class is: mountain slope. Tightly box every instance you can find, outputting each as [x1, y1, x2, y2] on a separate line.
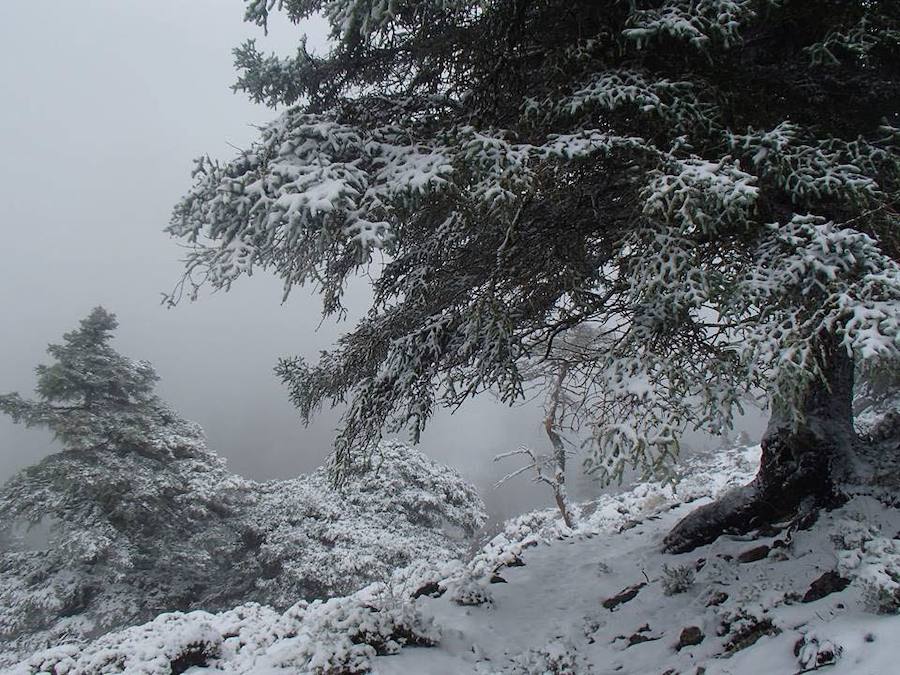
[6, 444, 899, 675]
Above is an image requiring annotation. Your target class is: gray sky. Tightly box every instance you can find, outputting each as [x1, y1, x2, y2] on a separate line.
[0, 1, 765, 521]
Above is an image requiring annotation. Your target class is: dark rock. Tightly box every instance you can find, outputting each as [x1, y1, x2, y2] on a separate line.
[782, 591, 802, 605]
[706, 591, 728, 607]
[695, 557, 707, 571]
[506, 555, 526, 567]
[725, 618, 780, 653]
[794, 635, 841, 668]
[737, 545, 770, 563]
[802, 570, 851, 603]
[794, 510, 820, 531]
[489, 574, 507, 584]
[622, 623, 658, 647]
[170, 643, 215, 675]
[627, 632, 660, 647]
[619, 519, 642, 532]
[412, 581, 444, 599]
[755, 524, 783, 537]
[602, 582, 646, 610]
[676, 626, 704, 651]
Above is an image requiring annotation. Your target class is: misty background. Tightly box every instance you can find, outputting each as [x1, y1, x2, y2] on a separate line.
[0, 1, 764, 523]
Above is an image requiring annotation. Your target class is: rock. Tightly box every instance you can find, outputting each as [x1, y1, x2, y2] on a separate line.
[755, 524, 783, 537]
[706, 590, 728, 607]
[506, 555, 526, 567]
[795, 634, 842, 669]
[412, 581, 444, 599]
[170, 644, 213, 675]
[794, 510, 819, 531]
[489, 573, 507, 584]
[627, 633, 660, 647]
[770, 549, 790, 562]
[676, 626, 704, 651]
[737, 544, 770, 563]
[725, 618, 780, 653]
[802, 570, 851, 603]
[619, 519, 642, 532]
[602, 582, 646, 610]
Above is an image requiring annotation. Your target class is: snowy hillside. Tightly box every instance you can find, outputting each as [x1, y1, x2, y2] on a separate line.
[6, 442, 899, 675]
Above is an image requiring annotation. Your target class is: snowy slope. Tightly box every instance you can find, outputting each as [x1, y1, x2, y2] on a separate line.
[382, 489, 900, 674]
[6, 444, 900, 675]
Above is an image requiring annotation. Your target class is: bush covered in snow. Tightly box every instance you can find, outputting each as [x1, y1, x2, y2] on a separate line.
[505, 638, 592, 674]
[234, 441, 486, 608]
[6, 583, 438, 675]
[661, 563, 696, 596]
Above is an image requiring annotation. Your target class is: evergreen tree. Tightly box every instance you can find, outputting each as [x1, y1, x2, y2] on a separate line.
[0, 307, 161, 451]
[0, 309, 250, 658]
[168, 1, 900, 551]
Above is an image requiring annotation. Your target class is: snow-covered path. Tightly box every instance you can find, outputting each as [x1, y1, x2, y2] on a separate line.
[381, 489, 900, 674]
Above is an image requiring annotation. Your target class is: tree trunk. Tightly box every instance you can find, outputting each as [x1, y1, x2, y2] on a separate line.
[664, 336, 855, 554]
[545, 363, 574, 528]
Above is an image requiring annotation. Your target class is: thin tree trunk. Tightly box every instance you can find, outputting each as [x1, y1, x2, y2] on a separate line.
[545, 363, 574, 528]
[664, 335, 855, 553]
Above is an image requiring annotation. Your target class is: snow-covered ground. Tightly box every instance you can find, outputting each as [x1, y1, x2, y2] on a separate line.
[6, 444, 900, 674]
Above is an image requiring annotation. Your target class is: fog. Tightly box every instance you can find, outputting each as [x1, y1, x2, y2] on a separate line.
[0, 1, 765, 523]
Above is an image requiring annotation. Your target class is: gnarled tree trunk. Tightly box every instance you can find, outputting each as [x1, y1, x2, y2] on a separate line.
[664, 336, 855, 554]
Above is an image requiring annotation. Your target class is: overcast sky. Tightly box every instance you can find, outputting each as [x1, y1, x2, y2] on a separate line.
[0, 1, 765, 521]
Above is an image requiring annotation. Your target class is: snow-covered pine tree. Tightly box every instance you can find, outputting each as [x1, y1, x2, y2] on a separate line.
[169, 1, 900, 551]
[0, 309, 249, 659]
[0, 307, 161, 450]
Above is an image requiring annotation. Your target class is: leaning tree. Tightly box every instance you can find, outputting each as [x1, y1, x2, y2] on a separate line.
[169, 0, 900, 551]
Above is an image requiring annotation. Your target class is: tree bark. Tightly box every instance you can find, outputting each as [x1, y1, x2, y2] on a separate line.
[545, 363, 575, 528]
[664, 336, 855, 554]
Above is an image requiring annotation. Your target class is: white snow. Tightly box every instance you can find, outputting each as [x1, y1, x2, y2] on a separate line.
[6, 444, 899, 675]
